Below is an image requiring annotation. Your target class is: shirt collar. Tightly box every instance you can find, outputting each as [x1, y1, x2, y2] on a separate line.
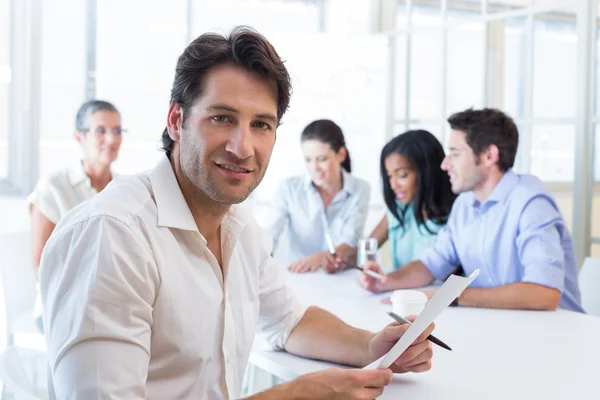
[68, 161, 92, 188]
[68, 161, 118, 189]
[302, 169, 356, 195]
[148, 155, 250, 238]
[149, 155, 198, 231]
[474, 169, 519, 207]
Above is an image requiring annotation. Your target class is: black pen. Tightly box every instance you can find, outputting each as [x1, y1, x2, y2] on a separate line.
[387, 311, 452, 351]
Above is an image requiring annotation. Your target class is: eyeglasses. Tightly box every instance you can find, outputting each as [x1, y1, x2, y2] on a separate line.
[85, 127, 127, 136]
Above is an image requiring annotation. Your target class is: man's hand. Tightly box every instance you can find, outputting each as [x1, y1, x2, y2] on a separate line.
[367, 316, 434, 373]
[289, 253, 326, 273]
[279, 368, 393, 399]
[357, 262, 390, 293]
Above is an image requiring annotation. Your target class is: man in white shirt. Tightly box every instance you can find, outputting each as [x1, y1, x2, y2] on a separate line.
[40, 27, 434, 399]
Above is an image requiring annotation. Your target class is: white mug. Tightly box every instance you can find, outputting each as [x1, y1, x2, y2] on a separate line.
[391, 290, 428, 317]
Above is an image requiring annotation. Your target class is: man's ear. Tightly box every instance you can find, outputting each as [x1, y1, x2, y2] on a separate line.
[167, 103, 183, 141]
[483, 144, 500, 168]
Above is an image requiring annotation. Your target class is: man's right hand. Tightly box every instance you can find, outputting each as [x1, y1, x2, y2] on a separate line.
[287, 368, 393, 399]
[358, 262, 390, 293]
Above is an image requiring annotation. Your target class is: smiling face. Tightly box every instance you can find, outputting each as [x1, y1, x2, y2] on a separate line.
[76, 110, 122, 167]
[168, 64, 278, 205]
[384, 153, 417, 206]
[441, 129, 485, 194]
[301, 139, 346, 189]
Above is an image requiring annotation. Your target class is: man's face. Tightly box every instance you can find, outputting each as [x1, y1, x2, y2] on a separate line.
[173, 65, 278, 205]
[441, 129, 485, 194]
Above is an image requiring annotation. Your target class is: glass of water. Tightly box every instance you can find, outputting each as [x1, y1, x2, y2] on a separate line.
[358, 238, 378, 266]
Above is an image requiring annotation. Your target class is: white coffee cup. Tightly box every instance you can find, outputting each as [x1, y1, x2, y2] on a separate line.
[391, 290, 428, 317]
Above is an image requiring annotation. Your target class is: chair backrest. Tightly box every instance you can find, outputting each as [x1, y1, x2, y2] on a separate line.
[0, 231, 37, 329]
[0, 345, 41, 400]
[579, 257, 600, 316]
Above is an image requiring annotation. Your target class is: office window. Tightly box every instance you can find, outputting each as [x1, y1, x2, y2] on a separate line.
[408, 123, 445, 144]
[96, 0, 188, 175]
[530, 124, 575, 182]
[409, 4, 443, 27]
[446, 18, 484, 114]
[409, 31, 444, 119]
[254, 34, 389, 209]
[503, 17, 527, 119]
[394, 32, 408, 120]
[191, 0, 320, 37]
[38, 0, 86, 176]
[532, 12, 577, 119]
[0, 0, 9, 179]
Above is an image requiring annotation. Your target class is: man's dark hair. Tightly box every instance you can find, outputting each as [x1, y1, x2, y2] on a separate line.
[447, 108, 519, 172]
[161, 26, 292, 158]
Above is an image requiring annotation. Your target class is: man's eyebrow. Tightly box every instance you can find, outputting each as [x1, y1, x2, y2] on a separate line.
[206, 104, 278, 123]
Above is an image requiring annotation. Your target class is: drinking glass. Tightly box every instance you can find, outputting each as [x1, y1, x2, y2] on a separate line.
[358, 238, 378, 266]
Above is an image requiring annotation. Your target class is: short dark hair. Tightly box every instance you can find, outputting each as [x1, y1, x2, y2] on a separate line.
[447, 108, 518, 172]
[161, 26, 292, 158]
[381, 130, 455, 233]
[75, 100, 120, 132]
[301, 119, 351, 173]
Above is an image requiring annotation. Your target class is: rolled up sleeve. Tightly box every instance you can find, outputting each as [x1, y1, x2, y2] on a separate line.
[516, 196, 566, 292]
[255, 229, 308, 350]
[40, 216, 159, 400]
[28, 179, 61, 224]
[419, 223, 460, 280]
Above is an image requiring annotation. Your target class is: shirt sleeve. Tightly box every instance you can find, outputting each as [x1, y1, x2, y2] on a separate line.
[28, 177, 61, 224]
[40, 215, 159, 400]
[515, 196, 567, 291]
[419, 222, 460, 280]
[338, 181, 371, 247]
[266, 181, 291, 253]
[255, 228, 309, 351]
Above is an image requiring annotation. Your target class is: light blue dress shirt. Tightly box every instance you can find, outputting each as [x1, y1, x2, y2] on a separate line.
[269, 170, 371, 265]
[387, 202, 443, 270]
[420, 170, 583, 312]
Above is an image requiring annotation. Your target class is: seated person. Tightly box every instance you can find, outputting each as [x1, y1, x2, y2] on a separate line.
[39, 28, 434, 399]
[360, 108, 583, 312]
[268, 119, 370, 273]
[355, 130, 455, 270]
[28, 99, 123, 329]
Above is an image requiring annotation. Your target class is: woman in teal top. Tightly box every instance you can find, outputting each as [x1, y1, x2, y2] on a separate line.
[369, 130, 456, 270]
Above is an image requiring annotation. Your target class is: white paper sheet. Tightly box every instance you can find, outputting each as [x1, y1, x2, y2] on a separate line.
[364, 269, 480, 370]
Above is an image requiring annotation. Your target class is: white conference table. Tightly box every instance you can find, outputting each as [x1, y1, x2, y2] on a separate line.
[249, 269, 600, 399]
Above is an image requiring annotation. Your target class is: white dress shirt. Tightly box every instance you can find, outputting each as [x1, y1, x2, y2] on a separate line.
[40, 155, 308, 400]
[28, 162, 100, 224]
[28, 162, 106, 319]
[268, 170, 370, 265]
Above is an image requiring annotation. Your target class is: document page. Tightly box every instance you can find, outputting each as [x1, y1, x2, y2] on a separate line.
[364, 269, 480, 370]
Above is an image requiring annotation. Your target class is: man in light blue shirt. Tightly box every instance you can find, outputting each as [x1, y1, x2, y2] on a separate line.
[360, 108, 583, 312]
